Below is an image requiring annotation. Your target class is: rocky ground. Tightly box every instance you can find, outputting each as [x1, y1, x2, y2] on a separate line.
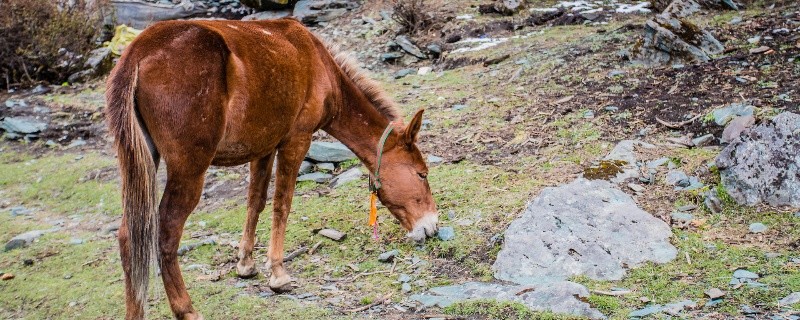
[1, 0, 800, 319]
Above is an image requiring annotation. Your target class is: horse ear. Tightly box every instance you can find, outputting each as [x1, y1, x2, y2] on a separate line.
[403, 109, 424, 145]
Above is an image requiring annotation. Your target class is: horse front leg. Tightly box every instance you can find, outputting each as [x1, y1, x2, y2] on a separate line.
[237, 152, 275, 278]
[268, 137, 311, 292]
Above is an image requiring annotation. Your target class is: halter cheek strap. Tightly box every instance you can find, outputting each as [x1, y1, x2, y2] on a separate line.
[368, 122, 395, 240]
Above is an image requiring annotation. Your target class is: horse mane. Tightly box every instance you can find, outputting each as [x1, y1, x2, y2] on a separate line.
[322, 40, 402, 122]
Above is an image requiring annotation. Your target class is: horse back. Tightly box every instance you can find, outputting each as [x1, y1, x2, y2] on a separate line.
[119, 19, 333, 166]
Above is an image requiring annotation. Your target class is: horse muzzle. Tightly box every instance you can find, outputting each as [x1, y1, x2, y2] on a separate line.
[406, 213, 439, 242]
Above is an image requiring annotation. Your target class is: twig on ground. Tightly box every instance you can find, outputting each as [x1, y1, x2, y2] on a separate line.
[283, 246, 308, 263]
[655, 114, 702, 129]
[343, 292, 393, 312]
[591, 289, 632, 296]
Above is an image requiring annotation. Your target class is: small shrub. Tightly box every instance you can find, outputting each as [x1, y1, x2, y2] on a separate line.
[0, 0, 110, 88]
[391, 0, 436, 35]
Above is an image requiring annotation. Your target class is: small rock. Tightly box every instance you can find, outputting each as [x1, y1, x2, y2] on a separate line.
[394, 68, 416, 79]
[395, 35, 427, 59]
[317, 228, 346, 241]
[647, 157, 670, 168]
[712, 103, 755, 126]
[402, 282, 412, 292]
[705, 298, 723, 307]
[692, 134, 715, 147]
[4, 229, 52, 251]
[329, 167, 363, 188]
[177, 238, 216, 256]
[298, 161, 313, 175]
[437, 227, 455, 241]
[9, 206, 32, 217]
[234, 281, 247, 288]
[733, 269, 759, 279]
[608, 70, 626, 77]
[1, 117, 47, 135]
[705, 288, 725, 299]
[676, 204, 697, 211]
[583, 110, 595, 119]
[663, 300, 696, 316]
[69, 238, 84, 245]
[426, 155, 443, 164]
[778, 292, 800, 306]
[671, 212, 694, 222]
[704, 191, 723, 214]
[748, 223, 767, 233]
[628, 183, 645, 193]
[604, 106, 619, 112]
[297, 172, 333, 183]
[666, 170, 690, 187]
[721, 115, 755, 144]
[629, 305, 662, 317]
[747, 36, 761, 44]
[380, 52, 404, 61]
[452, 104, 467, 111]
[378, 249, 399, 262]
[316, 162, 335, 172]
[417, 67, 432, 75]
[398, 274, 412, 283]
[426, 44, 442, 54]
[749, 46, 771, 54]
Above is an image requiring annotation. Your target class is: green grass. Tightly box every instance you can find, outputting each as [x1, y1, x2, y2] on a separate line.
[444, 299, 584, 320]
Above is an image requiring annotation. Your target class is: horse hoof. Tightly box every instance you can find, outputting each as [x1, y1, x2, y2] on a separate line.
[236, 261, 258, 279]
[268, 275, 294, 293]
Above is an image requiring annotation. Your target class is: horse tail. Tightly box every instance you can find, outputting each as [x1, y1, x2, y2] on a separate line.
[106, 57, 159, 316]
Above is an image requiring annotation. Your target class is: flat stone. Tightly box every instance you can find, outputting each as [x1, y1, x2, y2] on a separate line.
[647, 157, 670, 168]
[692, 134, 715, 147]
[378, 249, 399, 262]
[394, 68, 416, 79]
[316, 162, 335, 172]
[402, 283, 412, 293]
[749, 223, 767, 233]
[628, 183, 645, 193]
[666, 170, 690, 187]
[380, 52, 404, 61]
[4, 229, 56, 251]
[427, 155, 443, 164]
[412, 281, 604, 319]
[329, 167, 363, 188]
[705, 288, 725, 299]
[298, 161, 314, 175]
[395, 35, 427, 59]
[241, 10, 292, 20]
[398, 274, 412, 283]
[306, 141, 356, 162]
[671, 212, 694, 222]
[779, 292, 800, 306]
[1, 117, 47, 134]
[437, 227, 455, 241]
[493, 179, 676, 284]
[297, 172, 333, 183]
[712, 103, 755, 126]
[717, 112, 800, 207]
[733, 269, 759, 279]
[663, 300, 696, 316]
[629, 305, 662, 317]
[317, 228, 346, 241]
[750, 46, 771, 54]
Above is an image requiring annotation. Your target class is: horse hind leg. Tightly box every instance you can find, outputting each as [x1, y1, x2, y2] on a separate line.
[158, 166, 208, 319]
[237, 152, 275, 278]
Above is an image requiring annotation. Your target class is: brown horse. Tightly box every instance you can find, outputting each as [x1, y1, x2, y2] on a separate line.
[105, 18, 438, 319]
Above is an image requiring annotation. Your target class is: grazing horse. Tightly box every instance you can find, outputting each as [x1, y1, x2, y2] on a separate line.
[105, 18, 439, 319]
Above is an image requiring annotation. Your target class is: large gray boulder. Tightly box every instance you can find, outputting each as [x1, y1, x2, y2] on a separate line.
[306, 141, 357, 162]
[293, 0, 358, 25]
[111, 0, 208, 29]
[716, 112, 800, 207]
[493, 179, 677, 283]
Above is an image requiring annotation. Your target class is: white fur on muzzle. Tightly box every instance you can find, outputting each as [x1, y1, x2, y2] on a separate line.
[406, 213, 439, 242]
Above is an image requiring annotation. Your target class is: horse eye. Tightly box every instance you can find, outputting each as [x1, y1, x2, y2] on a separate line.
[418, 172, 427, 180]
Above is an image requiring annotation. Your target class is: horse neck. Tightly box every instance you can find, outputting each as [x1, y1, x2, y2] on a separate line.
[323, 78, 395, 172]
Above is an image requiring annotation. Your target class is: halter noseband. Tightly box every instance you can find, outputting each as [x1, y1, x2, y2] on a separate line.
[368, 121, 395, 239]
